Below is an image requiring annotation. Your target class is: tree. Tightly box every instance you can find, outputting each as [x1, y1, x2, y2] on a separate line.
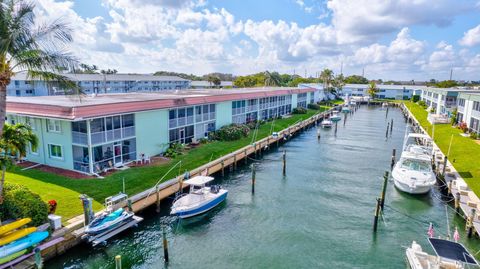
[367, 81, 379, 99]
[332, 74, 345, 96]
[0, 123, 38, 202]
[0, 0, 78, 136]
[435, 80, 458, 88]
[264, 71, 281, 86]
[344, 75, 368, 84]
[207, 75, 221, 87]
[100, 69, 117, 74]
[320, 68, 334, 96]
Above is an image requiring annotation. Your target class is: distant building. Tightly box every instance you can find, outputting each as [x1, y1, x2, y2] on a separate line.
[457, 92, 480, 134]
[297, 84, 330, 100]
[6, 87, 320, 175]
[7, 72, 191, 96]
[419, 88, 480, 116]
[190, 81, 233, 89]
[341, 84, 427, 100]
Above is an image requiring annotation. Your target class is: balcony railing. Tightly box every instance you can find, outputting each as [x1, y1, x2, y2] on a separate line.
[72, 131, 88, 145]
[90, 126, 135, 145]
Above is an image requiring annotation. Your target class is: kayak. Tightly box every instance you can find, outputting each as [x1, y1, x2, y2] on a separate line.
[0, 219, 31, 236]
[0, 231, 48, 259]
[0, 249, 27, 264]
[0, 227, 37, 246]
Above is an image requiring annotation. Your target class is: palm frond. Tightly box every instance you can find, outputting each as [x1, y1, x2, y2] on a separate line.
[27, 70, 82, 95]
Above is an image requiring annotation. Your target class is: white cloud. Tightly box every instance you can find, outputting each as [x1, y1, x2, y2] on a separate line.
[459, 24, 480, 46]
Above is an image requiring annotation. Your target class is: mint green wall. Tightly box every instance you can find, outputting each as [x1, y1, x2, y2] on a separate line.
[41, 119, 74, 170]
[216, 101, 232, 128]
[291, 94, 298, 109]
[135, 110, 169, 158]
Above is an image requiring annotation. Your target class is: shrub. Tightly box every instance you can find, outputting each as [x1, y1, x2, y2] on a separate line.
[470, 132, 479, 139]
[418, 100, 427, 109]
[164, 143, 185, 158]
[411, 95, 420, 102]
[307, 103, 320, 110]
[0, 183, 48, 226]
[210, 124, 250, 141]
[292, 107, 307, 114]
[459, 122, 468, 133]
[199, 138, 209, 144]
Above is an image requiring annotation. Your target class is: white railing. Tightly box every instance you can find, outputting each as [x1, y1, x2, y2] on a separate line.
[90, 127, 135, 145]
[123, 126, 135, 138]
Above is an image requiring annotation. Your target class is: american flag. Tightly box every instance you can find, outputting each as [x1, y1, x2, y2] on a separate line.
[427, 223, 434, 238]
[453, 227, 460, 242]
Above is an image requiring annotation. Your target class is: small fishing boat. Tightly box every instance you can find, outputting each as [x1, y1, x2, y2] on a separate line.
[0, 219, 30, 236]
[171, 176, 228, 219]
[0, 227, 36, 246]
[341, 106, 351, 113]
[321, 119, 333, 128]
[0, 231, 48, 259]
[85, 208, 134, 235]
[406, 238, 478, 268]
[392, 132, 435, 194]
[330, 113, 341, 122]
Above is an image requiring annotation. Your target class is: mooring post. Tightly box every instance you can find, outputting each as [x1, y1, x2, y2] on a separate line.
[442, 156, 448, 176]
[335, 122, 338, 135]
[390, 149, 396, 170]
[447, 181, 452, 195]
[386, 107, 389, 118]
[162, 226, 169, 263]
[455, 192, 461, 214]
[344, 113, 347, 126]
[244, 149, 248, 164]
[34, 247, 43, 269]
[80, 194, 94, 226]
[385, 123, 390, 139]
[390, 119, 393, 135]
[251, 164, 256, 194]
[380, 171, 389, 210]
[221, 160, 225, 177]
[373, 197, 381, 232]
[282, 150, 286, 176]
[127, 199, 133, 212]
[467, 208, 476, 238]
[233, 155, 237, 170]
[317, 128, 321, 140]
[155, 185, 161, 213]
[115, 255, 122, 269]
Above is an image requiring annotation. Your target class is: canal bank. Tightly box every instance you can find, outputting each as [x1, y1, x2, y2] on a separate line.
[46, 105, 480, 269]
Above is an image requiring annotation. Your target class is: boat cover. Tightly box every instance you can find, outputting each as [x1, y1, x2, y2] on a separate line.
[428, 238, 478, 265]
[184, 176, 214, 186]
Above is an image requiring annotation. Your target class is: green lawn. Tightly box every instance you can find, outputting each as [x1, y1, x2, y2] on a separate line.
[6, 108, 326, 220]
[404, 101, 480, 195]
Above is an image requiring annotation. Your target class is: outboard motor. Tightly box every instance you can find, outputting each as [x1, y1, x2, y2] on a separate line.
[210, 185, 220, 194]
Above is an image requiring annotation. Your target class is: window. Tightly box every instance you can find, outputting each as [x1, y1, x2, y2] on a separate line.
[473, 101, 480, 112]
[47, 119, 61, 133]
[25, 117, 35, 130]
[458, 98, 465, 107]
[49, 144, 63, 159]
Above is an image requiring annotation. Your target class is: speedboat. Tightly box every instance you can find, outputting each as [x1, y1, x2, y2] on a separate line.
[330, 113, 341, 122]
[85, 208, 134, 235]
[406, 238, 478, 268]
[341, 106, 351, 113]
[171, 176, 228, 219]
[321, 119, 333, 128]
[392, 132, 435, 194]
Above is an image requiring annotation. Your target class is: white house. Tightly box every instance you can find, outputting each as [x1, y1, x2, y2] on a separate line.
[457, 92, 480, 134]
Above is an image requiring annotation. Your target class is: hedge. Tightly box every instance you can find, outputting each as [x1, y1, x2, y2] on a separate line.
[307, 103, 320, 110]
[0, 183, 48, 226]
[292, 107, 307, 114]
[210, 124, 250, 141]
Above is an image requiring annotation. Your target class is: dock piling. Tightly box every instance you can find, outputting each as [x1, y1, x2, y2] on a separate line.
[221, 160, 225, 177]
[467, 208, 476, 238]
[155, 185, 161, 213]
[390, 149, 396, 170]
[455, 192, 461, 214]
[317, 128, 321, 140]
[251, 164, 256, 194]
[127, 199, 133, 212]
[442, 156, 448, 176]
[282, 150, 286, 176]
[335, 122, 338, 135]
[373, 197, 381, 232]
[385, 123, 390, 139]
[162, 226, 169, 263]
[380, 171, 389, 210]
[34, 247, 43, 269]
[447, 181, 452, 195]
[390, 119, 393, 135]
[115, 255, 122, 269]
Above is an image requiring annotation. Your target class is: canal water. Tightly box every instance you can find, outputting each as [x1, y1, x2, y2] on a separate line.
[47, 106, 480, 269]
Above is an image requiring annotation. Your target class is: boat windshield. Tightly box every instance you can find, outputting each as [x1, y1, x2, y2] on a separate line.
[400, 159, 431, 172]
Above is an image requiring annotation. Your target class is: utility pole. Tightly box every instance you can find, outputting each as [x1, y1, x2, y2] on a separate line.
[449, 69, 453, 81]
[340, 61, 343, 75]
[362, 67, 365, 78]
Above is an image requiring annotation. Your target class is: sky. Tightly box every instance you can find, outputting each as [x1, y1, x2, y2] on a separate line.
[33, 0, 480, 81]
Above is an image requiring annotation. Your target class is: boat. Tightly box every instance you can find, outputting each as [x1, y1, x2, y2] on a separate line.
[85, 208, 134, 235]
[0, 227, 36, 246]
[406, 238, 478, 268]
[341, 106, 351, 113]
[321, 119, 333, 128]
[330, 113, 341, 122]
[0, 231, 48, 259]
[392, 133, 436, 194]
[171, 176, 228, 219]
[0, 219, 30, 236]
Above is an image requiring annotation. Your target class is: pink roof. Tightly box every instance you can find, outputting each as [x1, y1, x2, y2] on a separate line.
[7, 87, 316, 120]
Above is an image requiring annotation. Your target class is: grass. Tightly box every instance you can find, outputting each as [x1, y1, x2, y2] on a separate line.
[404, 101, 480, 195]
[6, 108, 326, 220]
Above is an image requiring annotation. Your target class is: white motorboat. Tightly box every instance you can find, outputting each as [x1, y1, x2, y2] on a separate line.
[341, 106, 351, 113]
[406, 238, 478, 269]
[85, 208, 134, 235]
[321, 119, 333, 128]
[330, 113, 341, 122]
[392, 132, 436, 194]
[171, 176, 228, 219]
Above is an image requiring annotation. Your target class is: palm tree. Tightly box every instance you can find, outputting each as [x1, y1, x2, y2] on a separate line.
[264, 71, 281, 87]
[332, 73, 345, 97]
[367, 81, 379, 99]
[0, 0, 78, 136]
[320, 68, 334, 97]
[0, 123, 38, 202]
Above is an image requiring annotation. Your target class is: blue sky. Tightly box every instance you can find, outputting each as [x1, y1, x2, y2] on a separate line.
[34, 0, 480, 80]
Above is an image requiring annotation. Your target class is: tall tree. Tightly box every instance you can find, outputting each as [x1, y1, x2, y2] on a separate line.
[0, 123, 38, 202]
[332, 74, 345, 96]
[264, 71, 281, 86]
[367, 81, 379, 99]
[320, 68, 334, 96]
[0, 0, 78, 136]
[207, 75, 221, 87]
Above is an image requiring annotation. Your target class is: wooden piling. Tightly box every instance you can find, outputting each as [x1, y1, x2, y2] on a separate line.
[244, 149, 248, 164]
[233, 155, 237, 170]
[251, 164, 256, 194]
[447, 181, 452, 195]
[442, 156, 448, 176]
[335, 122, 338, 135]
[390, 149, 396, 170]
[115, 255, 122, 269]
[221, 160, 225, 176]
[455, 192, 461, 214]
[34, 247, 43, 269]
[162, 227, 169, 263]
[373, 197, 381, 232]
[317, 128, 321, 140]
[127, 199, 133, 212]
[386, 107, 389, 118]
[390, 119, 393, 134]
[385, 123, 390, 138]
[467, 208, 476, 238]
[282, 150, 286, 176]
[380, 171, 389, 210]
[155, 185, 161, 213]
